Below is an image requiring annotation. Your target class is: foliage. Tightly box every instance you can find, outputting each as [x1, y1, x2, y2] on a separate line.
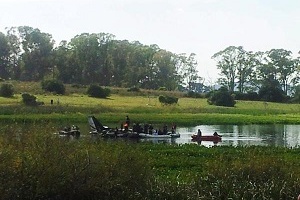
[87, 85, 111, 98]
[21, 93, 43, 106]
[186, 91, 204, 98]
[233, 91, 259, 101]
[290, 84, 300, 103]
[2, 26, 208, 91]
[158, 95, 178, 105]
[258, 75, 286, 102]
[0, 32, 10, 79]
[208, 86, 236, 107]
[0, 83, 14, 97]
[41, 79, 65, 94]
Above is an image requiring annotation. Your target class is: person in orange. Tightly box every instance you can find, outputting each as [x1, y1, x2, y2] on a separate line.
[125, 116, 130, 126]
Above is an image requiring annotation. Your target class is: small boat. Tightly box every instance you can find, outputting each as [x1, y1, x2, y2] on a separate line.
[58, 125, 80, 137]
[191, 134, 222, 142]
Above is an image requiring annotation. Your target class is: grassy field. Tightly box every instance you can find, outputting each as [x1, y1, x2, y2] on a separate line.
[0, 92, 299, 125]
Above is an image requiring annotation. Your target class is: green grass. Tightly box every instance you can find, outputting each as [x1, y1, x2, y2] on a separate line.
[0, 81, 299, 125]
[0, 93, 299, 125]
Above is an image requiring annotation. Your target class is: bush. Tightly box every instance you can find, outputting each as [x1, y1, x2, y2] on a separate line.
[186, 91, 203, 98]
[21, 93, 44, 106]
[159, 95, 178, 105]
[0, 83, 14, 97]
[207, 86, 236, 107]
[41, 80, 65, 94]
[87, 85, 111, 98]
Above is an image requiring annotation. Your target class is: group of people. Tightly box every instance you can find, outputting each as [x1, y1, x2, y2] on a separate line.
[197, 129, 220, 137]
[124, 115, 176, 135]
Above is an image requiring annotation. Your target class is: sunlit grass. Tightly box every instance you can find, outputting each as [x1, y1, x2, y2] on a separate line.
[0, 81, 299, 125]
[0, 94, 299, 125]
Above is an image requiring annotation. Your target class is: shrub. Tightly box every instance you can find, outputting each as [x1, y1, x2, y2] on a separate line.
[159, 95, 178, 105]
[21, 93, 44, 106]
[0, 83, 14, 97]
[186, 91, 203, 98]
[41, 80, 65, 94]
[87, 85, 111, 98]
[207, 86, 235, 107]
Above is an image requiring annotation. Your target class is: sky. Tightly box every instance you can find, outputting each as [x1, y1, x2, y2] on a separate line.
[1, 0, 300, 83]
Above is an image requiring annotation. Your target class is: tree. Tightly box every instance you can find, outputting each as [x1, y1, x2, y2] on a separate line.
[179, 53, 200, 91]
[17, 26, 54, 81]
[0, 32, 10, 79]
[68, 33, 115, 85]
[258, 75, 285, 102]
[266, 49, 298, 95]
[212, 46, 243, 92]
[291, 84, 300, 103]
[6, 27, 22, 79]
[236, 50, 257, 93]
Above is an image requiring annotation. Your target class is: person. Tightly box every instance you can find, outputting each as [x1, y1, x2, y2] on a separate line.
[197, 129, 202, 137]
[149, 124, 154, 134]
[144, 123, 149, 134]
[213, 131, 219, 136]
[126, 116, 130, 126]
[124, 123, 129, 131]
[114, 127, 118, 136]
[163, 124, 168, 135]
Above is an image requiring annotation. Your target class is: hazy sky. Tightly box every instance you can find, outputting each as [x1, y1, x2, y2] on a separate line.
[1, 0, 300, 83]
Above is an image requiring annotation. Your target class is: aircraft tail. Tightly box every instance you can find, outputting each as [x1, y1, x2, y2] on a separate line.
[88, 116, 105, 131]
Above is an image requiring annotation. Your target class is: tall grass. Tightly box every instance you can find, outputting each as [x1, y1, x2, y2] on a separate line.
[0, 124, 153, 200]
[1, 124, 300, 199]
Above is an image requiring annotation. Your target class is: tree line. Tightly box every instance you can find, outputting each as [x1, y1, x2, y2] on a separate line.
[212, 46, 300, 96]
[0, 26, 299, 99]
[0, 26, 200, 91]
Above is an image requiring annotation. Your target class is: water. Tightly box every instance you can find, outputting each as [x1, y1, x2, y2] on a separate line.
[175, 124, 300, 147]
[78, 124, 300, 148]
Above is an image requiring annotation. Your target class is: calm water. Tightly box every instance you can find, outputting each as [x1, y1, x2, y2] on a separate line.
[175, 124, 300, 147]
[77, 124, 300, 148]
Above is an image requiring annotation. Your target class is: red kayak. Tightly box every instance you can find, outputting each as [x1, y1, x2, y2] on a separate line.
[191, 134, 222, 142]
